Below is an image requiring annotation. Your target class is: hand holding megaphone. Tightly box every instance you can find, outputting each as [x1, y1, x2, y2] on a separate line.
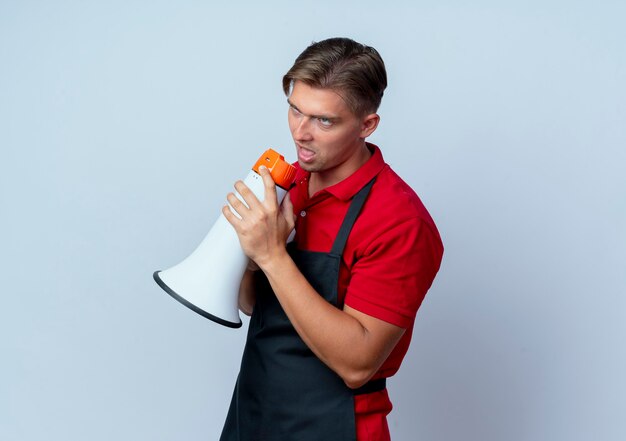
[222, 165, 297, 271]
[154, 149, 296, 328]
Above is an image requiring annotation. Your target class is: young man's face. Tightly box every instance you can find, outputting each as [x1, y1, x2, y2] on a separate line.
[287, 81, 378, 183]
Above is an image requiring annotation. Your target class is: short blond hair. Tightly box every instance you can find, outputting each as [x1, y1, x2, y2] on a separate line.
[283, 37, 387, 117]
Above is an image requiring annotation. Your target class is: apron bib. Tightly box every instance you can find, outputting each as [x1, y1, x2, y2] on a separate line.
[221, 178, 381, 441]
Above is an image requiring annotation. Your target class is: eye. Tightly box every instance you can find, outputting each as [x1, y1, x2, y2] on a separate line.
[289, 105, 302, 117]
[317, 117, 333, 127]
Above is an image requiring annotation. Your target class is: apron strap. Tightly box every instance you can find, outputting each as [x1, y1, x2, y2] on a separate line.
[329, 176, 384, 396]
[330, 176, 377, 256]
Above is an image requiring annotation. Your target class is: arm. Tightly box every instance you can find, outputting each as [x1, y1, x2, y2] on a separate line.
[222, 167, 404, 388]
[238, 266, 257, 316]
[262, 252, 405, 388]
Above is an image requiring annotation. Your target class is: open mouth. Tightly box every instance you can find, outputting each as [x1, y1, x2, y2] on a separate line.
[297, 145, 316, 163]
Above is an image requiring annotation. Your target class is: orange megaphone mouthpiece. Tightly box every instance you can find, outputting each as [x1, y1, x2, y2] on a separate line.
[252, 149, 296, 190]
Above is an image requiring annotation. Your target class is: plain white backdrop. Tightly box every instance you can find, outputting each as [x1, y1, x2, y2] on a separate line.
[1, 1, 624, 440]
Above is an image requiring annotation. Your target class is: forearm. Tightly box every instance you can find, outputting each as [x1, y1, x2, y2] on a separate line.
[260, 250, 403, 388]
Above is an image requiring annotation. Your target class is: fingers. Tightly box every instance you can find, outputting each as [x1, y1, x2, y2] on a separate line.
[258, 166, 278, 206]
[223, 179, 256, 223]
[281, 192, 293, 212]
[281, 193, 296, 228]
[233, 180, 260, 210]
[223, 167, 280, 226]
[225, 189, 249, 219]
[222, 203, 240, 226]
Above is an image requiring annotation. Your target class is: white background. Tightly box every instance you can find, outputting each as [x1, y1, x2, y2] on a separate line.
[1, 1, 624, 440]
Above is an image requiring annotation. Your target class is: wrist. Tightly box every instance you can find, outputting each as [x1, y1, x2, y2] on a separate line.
[257, 248, 291, 275]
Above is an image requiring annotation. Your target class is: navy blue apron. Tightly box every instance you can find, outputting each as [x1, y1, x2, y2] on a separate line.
[220, 177, 384, 441]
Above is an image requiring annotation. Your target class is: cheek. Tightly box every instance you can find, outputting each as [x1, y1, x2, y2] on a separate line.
[326, 129, 353, 146]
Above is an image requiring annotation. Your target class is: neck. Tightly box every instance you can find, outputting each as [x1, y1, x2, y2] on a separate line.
[308, 143, 372, 197]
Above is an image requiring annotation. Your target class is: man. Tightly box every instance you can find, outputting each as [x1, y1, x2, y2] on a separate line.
[220, 37, 443, 441]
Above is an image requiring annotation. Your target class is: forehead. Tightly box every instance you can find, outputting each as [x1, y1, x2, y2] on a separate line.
[288, 81, 353, 117]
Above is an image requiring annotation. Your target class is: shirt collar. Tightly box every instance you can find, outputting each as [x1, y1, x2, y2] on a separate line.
[292, 143, 386, 202]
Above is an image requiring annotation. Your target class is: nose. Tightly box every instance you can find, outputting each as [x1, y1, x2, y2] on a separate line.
[291, 116, 313, 142]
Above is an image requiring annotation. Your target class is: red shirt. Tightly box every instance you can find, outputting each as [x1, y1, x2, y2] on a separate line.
[289, 144, 444, 440]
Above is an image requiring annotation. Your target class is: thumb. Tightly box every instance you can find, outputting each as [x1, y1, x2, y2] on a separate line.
[281, 193, 296, 223]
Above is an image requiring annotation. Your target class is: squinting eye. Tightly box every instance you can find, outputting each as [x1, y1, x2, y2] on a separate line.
[318, 117, 332, 127]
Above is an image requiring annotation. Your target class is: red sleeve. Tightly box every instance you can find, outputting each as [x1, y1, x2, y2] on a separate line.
[344, 217, 443, 328]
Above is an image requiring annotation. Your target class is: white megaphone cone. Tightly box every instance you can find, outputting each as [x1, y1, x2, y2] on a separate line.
[154, 149, 296, 328]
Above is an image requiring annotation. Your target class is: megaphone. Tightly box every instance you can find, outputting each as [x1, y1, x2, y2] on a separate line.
[153, 149, 297, 328]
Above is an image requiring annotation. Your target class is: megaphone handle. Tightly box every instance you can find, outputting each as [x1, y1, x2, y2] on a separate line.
[229, 170, 289, 218]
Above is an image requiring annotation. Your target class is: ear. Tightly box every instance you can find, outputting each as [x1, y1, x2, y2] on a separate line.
[359, 113, 380, 138]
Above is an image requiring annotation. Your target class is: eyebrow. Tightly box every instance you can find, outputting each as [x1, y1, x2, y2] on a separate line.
[287, 99, 339, 121]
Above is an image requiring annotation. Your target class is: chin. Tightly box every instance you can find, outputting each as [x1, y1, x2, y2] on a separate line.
[298, 160, 323, 173]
